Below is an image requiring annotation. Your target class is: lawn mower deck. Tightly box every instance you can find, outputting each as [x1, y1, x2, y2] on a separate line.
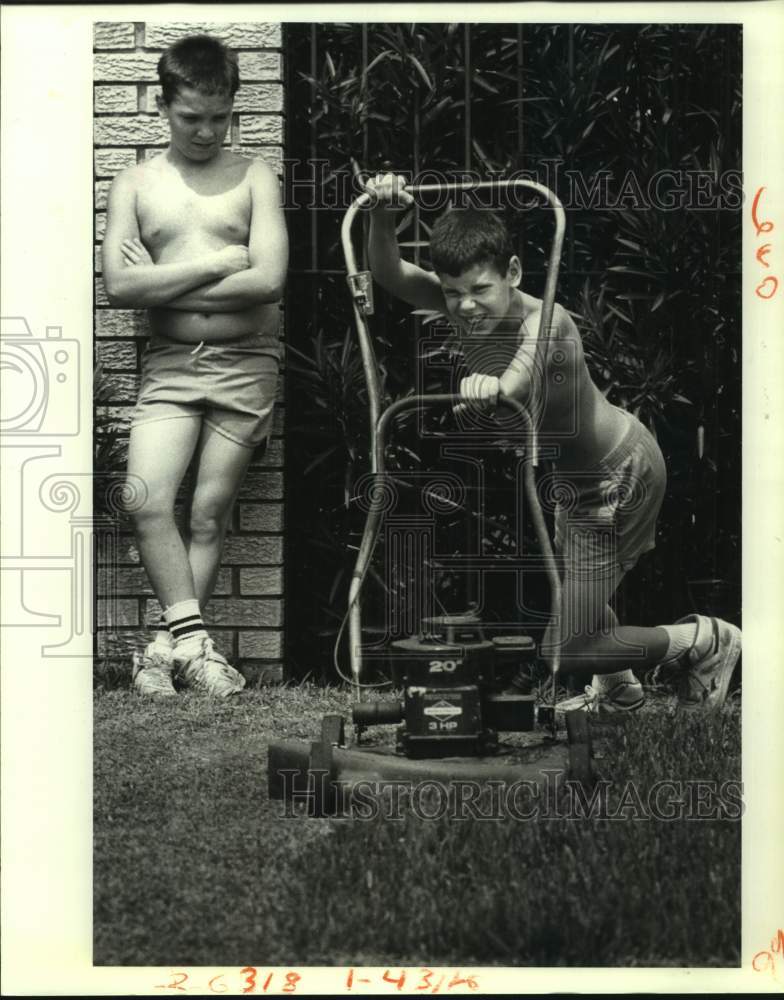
[267, 614, 598, 816]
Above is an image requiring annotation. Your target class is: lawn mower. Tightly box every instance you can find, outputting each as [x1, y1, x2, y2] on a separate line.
[268, 178, 600, 816]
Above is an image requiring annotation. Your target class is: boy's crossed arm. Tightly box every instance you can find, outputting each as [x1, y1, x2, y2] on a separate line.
[103, 161, 287, 312]
[165, 161, 287, 312]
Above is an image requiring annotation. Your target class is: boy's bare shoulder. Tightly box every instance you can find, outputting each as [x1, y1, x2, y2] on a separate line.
[223, 150, 277, 178]
[111, 156, 165, 192]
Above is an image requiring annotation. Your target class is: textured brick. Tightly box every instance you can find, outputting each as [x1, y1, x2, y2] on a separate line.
[237, 471, 283, 501]
[94, 22, 136, 49]
[145, 83, 282, 114]
[236, 146, 283, 173]
[207, 598, 282, 628]
[239, 115, 283, 145]
[95, 405, 134, 430]
[238, 51, 282, 81]
[239, 566, 283, 595]
[238, 630, 283, 659]
[97, 598, 139, 627]
[95, 245, 103, 274]
[144, 22, 282, 49]
[95, 278, 110, 307]
[238, 503, 283, 532]
[95, 341, 137, 370]
[114, 535, 140, 564]
[255, 438, 284, 469]
[95, 310, 149, 337]
[95, 116, 170, 145]
[95, 212, 106, 240]
[94, 85, 138, 114]
[94, 147, 137, 178]
[96, 50, 282, 85]
[95, 180, 112, 212]
[222, 536, 282, 564]
[94, 53, 161, 83]
[96, 628, 144, 658]
[99, 566, 231, 597]
[103, 373, 140, 402]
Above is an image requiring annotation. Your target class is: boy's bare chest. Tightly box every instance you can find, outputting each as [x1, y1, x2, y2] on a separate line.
[137, 173, 251, 252]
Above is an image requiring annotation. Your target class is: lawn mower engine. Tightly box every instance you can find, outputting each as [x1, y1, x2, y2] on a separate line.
[352, 613, 539, 759]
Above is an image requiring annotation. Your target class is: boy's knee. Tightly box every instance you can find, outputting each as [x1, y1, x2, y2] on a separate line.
[129, 489, 174, 530]
[188, 502, 230, 542]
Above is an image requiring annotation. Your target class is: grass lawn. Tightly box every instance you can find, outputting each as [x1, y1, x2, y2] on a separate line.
[94, 683, 741, 968]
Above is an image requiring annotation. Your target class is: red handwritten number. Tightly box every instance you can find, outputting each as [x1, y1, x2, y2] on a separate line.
[157, 972, 188, 991]
[753, 950, 774, 973]
[448, 972, 479, 991]
[262, 973, 273, 992]
[416, 968, 434, 991]
[208, 975, 228, 994]
[756, 276, 779, 299]
[241, 967, 258, 994]
[382, 969, 406, 990]
[752, 187, 774, 236]
[282, 971, 301, 994]
[753, 929, 784, 974]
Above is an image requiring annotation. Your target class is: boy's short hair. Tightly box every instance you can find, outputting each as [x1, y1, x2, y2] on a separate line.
[157, 34, 240, 104]
[429, 207, 516, 277]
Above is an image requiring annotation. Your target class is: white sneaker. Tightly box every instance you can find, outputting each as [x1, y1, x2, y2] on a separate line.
[173, 637, 246, 697]
[132, 643, 176, 698]
[673, 615, 741, 712]
[557, 680, 644, 716]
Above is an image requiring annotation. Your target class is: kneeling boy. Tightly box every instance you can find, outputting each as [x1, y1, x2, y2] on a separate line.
[365, 174, 740, 713]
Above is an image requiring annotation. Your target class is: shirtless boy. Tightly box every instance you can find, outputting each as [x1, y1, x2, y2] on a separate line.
[103, 35, 287, 697]
[366, 174, 741, 713]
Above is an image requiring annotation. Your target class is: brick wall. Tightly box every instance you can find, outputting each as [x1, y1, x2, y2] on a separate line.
[94, 21, 285, 685]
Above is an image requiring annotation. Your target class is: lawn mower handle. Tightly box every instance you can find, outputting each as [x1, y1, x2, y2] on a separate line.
[340, 178, 567, 473]
[341, 179, 565, 714]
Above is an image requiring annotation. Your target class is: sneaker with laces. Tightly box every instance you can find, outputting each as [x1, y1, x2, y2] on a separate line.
[556, 679, 644, 716]
[174, 637, 246, 697]
[132, 644, 177, 698]
[672, 614, 741, 712]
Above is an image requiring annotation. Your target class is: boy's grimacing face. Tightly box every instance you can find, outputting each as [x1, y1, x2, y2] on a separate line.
[157, 86, 234, 162]
[438, 257, 522, 336]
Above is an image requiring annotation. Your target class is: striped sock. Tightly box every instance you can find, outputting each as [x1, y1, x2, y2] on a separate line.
[164, 599, 208, 653]
[154, 615, 173, 648]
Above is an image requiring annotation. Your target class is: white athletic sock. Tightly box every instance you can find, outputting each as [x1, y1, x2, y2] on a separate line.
[592, 668, 638, 693]
[164, 599, 208, 655]
[154, 615, 173, 648]
[660, 622, 699, 663]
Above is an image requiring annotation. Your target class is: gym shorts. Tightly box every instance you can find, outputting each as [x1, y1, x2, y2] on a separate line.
[552, 407, 667, 576]
[130, 331, 281, 448]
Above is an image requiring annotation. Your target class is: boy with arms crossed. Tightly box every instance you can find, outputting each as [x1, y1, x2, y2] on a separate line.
[103, 35, 287, 697]
[366, 174, 740, 713]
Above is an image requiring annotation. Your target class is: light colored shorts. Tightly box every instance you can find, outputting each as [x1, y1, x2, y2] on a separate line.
[553, 407, 667, 576]
[130, 331, 281, 449]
